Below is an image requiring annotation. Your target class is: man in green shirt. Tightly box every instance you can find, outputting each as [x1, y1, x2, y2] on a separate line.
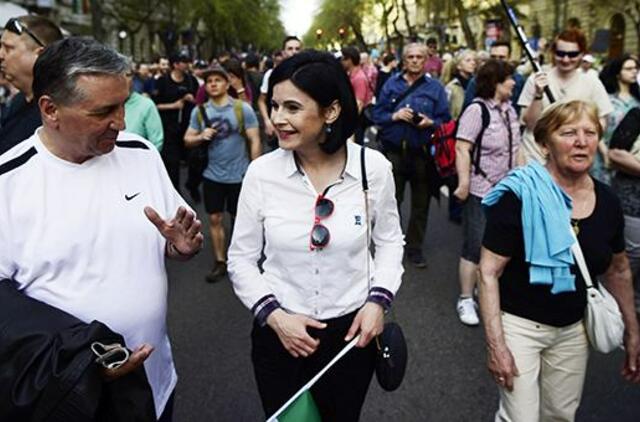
[124, 73, 164, 150]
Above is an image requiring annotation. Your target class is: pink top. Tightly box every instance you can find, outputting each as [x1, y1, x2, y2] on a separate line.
[350, 67, 373, 108]
[424, 55, 443, 77]
[456, 98, 521, 198]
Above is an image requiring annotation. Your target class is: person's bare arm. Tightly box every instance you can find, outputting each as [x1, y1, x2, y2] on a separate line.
[609, 149, 640, 177]
[478, 247, 519, 391]
[453, 140, 473, 201]
[246, 127, 262, 161]
[258, 93, 275, 137]
[602, 252, 640, 383]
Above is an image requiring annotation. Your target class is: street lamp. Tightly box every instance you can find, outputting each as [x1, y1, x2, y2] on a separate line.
[338, 27, 346, 39]
[316, 28, 323, 40]
[118, 30, 128, 54]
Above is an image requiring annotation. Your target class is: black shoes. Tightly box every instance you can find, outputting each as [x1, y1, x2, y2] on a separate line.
[205, 261, 227, 283]
[406, 249, 427, 269]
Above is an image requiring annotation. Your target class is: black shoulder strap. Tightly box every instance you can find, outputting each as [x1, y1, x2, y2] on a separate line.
[360, 145, 368, 192]
[198, 104, 212, 128]
[471, 101, 490, 176]
[391, 75, 427, 109]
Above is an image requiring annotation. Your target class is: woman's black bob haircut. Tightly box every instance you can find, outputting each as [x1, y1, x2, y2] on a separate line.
[267, 50, 358, 154]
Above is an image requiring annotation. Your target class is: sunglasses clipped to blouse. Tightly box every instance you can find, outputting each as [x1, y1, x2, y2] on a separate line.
[4, 18, 45, 47]
[310, 194, 334, 250]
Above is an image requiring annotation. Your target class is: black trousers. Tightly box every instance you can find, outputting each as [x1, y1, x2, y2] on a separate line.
[251, 311, 377, 421]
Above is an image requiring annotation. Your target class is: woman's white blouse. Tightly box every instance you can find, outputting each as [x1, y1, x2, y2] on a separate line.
[228, 142, 404, 321]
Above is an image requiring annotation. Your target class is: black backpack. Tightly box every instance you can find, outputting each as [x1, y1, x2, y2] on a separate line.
[610, 107, 640, 151]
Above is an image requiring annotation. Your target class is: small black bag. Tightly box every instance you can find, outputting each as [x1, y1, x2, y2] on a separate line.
[375, 322, 408, 391]
[360, 146, 408, 392]
[189, 105, 212, 182]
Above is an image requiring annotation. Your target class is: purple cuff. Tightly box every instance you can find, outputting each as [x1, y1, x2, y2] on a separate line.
[366, 287, 394, 311]
[251, 294, 281, 327]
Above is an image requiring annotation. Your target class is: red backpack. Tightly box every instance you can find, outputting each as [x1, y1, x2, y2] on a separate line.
[430, 100, 490, 178]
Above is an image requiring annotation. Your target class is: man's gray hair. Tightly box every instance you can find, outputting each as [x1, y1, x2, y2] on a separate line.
[33, 36, 131, 105]
[402, 42, 427, 58]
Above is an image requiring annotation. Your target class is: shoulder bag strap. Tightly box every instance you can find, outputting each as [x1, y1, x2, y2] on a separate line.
[198, 104, 212, 128]
[569, 232, 594, 289]
[391, 75, 427, 109]
[361, 146, 371, 294]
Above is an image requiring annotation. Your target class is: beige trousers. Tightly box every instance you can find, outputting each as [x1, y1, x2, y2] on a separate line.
[495, 312, 589, 422]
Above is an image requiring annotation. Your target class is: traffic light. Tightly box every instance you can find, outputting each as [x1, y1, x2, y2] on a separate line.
[338, 27, 345, 39]
[316, 28, 323, 40]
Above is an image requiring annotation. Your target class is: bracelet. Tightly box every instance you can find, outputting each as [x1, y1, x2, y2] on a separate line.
[236, 88, 245, 94]
[534, 94, 543, 100]
[168, 242, 198, 258]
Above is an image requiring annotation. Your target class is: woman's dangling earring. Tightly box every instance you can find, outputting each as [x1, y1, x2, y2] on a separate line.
[325, 123, 332, 134]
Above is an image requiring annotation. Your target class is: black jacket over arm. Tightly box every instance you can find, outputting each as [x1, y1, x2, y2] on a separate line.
[0, 281, 156, 422]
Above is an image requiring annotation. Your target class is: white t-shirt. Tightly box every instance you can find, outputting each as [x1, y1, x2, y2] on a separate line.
[518, 68, 613, 163]
[260, 68, 273, 95]
[0, 130, 187, 418]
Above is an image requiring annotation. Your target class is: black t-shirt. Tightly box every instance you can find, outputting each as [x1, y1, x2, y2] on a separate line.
[482, 179, 625, 327]
[152, 73, 198, 139]
[0, 92, 41, 156]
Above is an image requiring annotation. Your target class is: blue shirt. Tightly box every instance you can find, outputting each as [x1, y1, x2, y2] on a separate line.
[189, 99, 258, 184]
[372, 73, 450, 150]
[463, 72, 525, 114]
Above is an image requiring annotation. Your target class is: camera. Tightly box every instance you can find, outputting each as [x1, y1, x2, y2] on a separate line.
[411, 110, 422, 125]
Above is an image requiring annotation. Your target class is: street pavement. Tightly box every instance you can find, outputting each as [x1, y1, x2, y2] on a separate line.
[166, 177, 640, 421]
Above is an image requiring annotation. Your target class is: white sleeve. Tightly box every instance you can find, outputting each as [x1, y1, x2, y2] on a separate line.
[370, 156, 405, 295]
[228, 162, 275, 310]
[260, 69, 272, 95]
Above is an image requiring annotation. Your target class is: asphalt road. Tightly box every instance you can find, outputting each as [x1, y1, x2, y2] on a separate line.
[166, 177, 640, 422]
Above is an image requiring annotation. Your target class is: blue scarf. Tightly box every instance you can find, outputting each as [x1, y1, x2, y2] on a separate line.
[482, 161, 576, 294]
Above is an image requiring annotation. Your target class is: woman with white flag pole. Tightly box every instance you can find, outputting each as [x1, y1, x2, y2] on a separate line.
[228, 50, 404, 421]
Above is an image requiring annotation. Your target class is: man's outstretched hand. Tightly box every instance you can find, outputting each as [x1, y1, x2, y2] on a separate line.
[144, 206, 203, 259]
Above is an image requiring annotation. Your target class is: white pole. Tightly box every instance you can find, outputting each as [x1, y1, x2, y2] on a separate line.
[266, 335, 361, 422]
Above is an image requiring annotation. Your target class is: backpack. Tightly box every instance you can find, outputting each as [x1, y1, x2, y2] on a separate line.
[191, 99, 247, 180]
[609, 107, 640, 151]
[431, 100, 490, 178]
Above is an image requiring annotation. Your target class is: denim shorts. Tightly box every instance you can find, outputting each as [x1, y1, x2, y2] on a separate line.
[461, 194, 487, 264]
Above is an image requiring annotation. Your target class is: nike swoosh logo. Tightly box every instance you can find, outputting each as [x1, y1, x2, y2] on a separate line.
[125, 192, 141, 201]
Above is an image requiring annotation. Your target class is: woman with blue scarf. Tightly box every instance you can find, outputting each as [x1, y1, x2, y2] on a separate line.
[478, 100, 640, 422]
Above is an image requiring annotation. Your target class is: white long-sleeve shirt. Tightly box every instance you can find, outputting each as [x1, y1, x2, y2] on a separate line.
[228, 142, 404, 321]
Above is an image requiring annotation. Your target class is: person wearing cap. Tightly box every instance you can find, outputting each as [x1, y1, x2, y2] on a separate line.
[0, 15, 63, 155]
[153, 52, 199, 190]
[580, 53, 598, 78]
[184, 66, 261, 283]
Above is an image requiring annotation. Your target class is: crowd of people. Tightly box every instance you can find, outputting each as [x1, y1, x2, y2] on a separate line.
[0, 12, 640, 422]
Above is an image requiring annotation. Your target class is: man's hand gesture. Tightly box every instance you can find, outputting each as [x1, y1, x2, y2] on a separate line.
[144, 206, 204, 259]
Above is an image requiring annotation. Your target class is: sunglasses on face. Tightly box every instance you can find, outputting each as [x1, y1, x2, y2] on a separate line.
[4, 18, 45, 47]
[555, 50, 581, 59]
[310, 195, 334, 250]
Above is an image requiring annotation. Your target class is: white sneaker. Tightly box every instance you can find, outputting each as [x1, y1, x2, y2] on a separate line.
[457, 297, 479, 326]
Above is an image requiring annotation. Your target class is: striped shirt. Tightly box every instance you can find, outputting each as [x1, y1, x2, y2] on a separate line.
[457, 98, 521, 198]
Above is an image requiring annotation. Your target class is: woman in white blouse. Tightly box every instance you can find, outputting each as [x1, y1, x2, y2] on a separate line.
[228, 50, 404, 420]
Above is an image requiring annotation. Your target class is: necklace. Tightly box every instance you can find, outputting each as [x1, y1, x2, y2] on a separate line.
[571, 218, 580, 235]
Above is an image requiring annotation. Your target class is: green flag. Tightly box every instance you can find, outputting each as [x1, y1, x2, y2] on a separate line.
[276, 390, 321, 422]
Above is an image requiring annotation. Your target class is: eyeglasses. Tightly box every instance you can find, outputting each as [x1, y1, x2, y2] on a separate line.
[554, 50, 581, 59]
[4, 18, 45, 47]
[310, 195, 334, 250]
[91, 341, 130, 370]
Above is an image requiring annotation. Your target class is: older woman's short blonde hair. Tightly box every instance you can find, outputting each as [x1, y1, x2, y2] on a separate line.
[533, 100, 603, 146]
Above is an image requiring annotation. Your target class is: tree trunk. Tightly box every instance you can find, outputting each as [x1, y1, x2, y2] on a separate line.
[90, 0, 106, 42]
[453, 0, 476, 50]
